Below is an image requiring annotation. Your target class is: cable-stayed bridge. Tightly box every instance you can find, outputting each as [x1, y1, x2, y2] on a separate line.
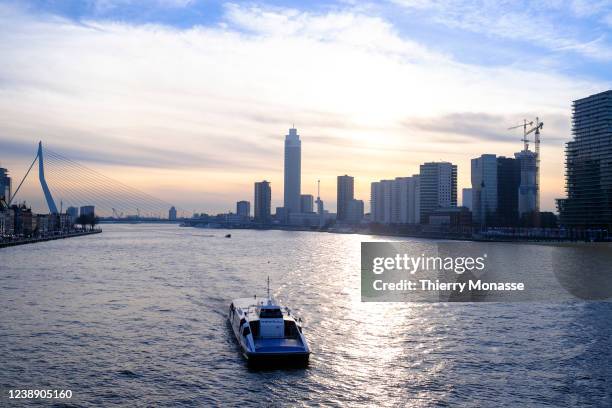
[10, 142, 183, 219]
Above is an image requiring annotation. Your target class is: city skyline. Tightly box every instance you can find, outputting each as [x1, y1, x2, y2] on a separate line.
[1, 1, 612, 214]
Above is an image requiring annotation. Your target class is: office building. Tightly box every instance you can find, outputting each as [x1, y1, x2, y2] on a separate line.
[288, 212, 321, 227]
[370, 179, 393, 224]
[558, 90, 612, 230]
[284, 127, 301, 214]
[462, 188, 472, 211]
[0, 167, 11, 203]
[515, 150, 538, 218]
[392, 176, 420, 224]
[371, 176, 419, 225]
[426, 207, 472, 227]
[346, 199, 364, 224]
[236, 200, 250, 218]
[419, 162, 457, 223]
[497, 157, 520, 226]
[254, 181, 271, 224]
[168, 206, 177, 221]
[336, 175, 354, 221]
[66, 206, 79, 222]
[300, 194, 314, 213]
[80, 206, 95, 217]
[471, 154, 498, 225]
[275, 207, 289, 223]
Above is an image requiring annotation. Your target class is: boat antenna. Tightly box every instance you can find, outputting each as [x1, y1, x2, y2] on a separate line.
[267, 276, 270, 299]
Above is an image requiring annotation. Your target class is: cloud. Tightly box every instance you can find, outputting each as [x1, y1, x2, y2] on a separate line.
[405, 112, 570, 145]
[391, 0, 612, 61]
[0, 2, 607, 212]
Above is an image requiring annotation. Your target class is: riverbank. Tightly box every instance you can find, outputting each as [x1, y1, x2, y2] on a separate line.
[0, 229, 102, 248]
[184, 223, 611, 243]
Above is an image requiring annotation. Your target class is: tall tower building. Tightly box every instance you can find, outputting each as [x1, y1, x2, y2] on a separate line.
[419, 162, 457, 223]
[254, 181, 271, 224]
[370, 179, 396, 224]
[284, 127, 301, 214]
[558, 90, 612, 230]
[391, 176, 420, 224]
[497, 157, 520, 226]
[0, 167, 11, 203]
[336, 175, 354, 221]
[515, 150, 538, 219]
[370, 181, 383, 223]
[471, 154, 498, 226]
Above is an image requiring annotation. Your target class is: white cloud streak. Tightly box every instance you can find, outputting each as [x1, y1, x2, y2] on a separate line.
[392, 0, 612, 61]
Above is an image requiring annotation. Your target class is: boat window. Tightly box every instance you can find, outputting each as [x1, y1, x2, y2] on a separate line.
[259, 308, 283, 318]
[242, 326, 251, 337]
[250, 320, 260, 337]
[284, 320, 298, 338]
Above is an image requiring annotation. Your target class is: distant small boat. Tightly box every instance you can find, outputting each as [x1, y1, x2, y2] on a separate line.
[228, 277, 310, 366]
[225, 233, 231, 238]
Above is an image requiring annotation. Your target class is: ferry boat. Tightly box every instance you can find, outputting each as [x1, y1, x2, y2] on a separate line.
[228, 278, 310, 366]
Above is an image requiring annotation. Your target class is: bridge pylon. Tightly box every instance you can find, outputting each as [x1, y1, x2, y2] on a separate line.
[9, 141, 58, 214]
[38, 141, 58, 214]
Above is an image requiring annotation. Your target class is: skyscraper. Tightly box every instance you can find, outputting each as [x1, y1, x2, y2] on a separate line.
[471, 154, 498, 225]
[370, 179, 393, 223]
[419, 162, 457, 223]
[515, 150, 538, 218]
[392, 176, 420, 224]
[0, 167, 11, 203]
[300, 194, 314, 213]
[284, 127, 301, 214]
[254, 181, 271, 224]
[497, 156, 520, 226]
[236, 200, 250, 218]
[336, 175, 354, 221]
[370, 176, 419, 225]
[558, 90, 612, 230]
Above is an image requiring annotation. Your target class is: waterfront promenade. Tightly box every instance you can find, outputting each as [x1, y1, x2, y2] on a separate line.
[0, 229, 102, 249]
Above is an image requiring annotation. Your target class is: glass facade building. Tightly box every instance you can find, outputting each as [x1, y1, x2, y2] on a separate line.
[496, 156, 520, 227]
[557, 90, 612, 230]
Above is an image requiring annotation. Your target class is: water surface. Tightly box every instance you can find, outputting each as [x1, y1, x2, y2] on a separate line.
[1, 224, 611, 406]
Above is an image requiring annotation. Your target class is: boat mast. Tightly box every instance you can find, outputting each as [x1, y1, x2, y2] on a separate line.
[267, 276, 270, 299]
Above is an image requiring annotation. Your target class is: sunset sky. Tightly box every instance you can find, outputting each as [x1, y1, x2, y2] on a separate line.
[1, 0, 611, 214]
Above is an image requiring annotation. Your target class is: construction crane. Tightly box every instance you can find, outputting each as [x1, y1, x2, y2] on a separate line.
[509, 118, 543, 150]
[508, 117, 544, 220]
[508, 117, 543, 172]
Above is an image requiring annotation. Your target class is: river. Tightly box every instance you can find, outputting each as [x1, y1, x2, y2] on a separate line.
[1, 224, 611, 406]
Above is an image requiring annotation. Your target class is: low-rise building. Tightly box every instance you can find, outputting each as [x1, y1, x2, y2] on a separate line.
[426, 207, 472, 227]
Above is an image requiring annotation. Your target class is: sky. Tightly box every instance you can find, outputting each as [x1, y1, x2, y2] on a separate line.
[0, 0, 611, 214]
